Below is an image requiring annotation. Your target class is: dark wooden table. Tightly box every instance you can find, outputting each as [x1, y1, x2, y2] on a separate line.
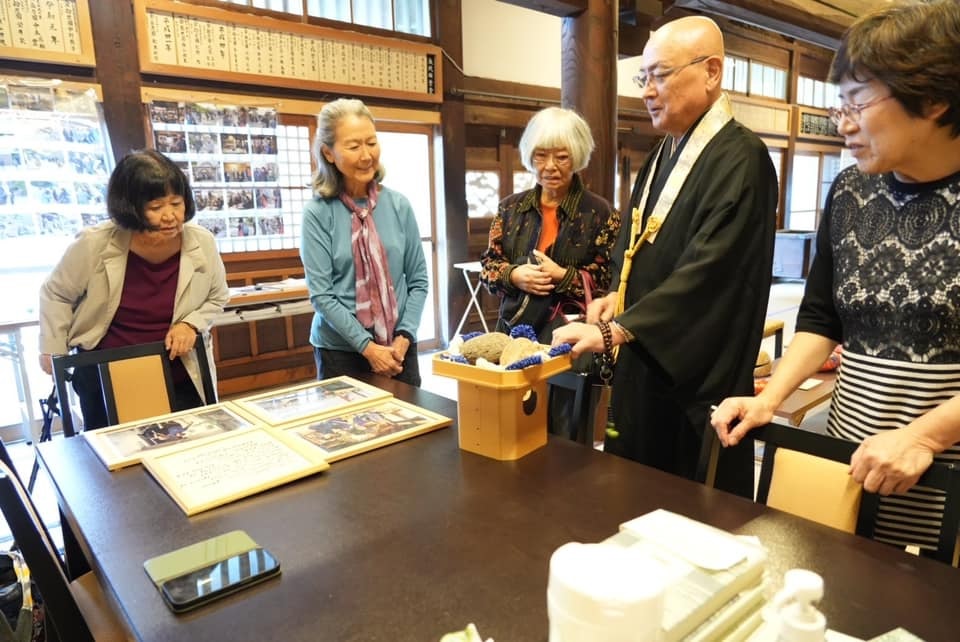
[38, 376, 959, 642]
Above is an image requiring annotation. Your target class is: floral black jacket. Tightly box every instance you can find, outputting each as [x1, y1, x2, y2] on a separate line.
[479, 174, 620, 303]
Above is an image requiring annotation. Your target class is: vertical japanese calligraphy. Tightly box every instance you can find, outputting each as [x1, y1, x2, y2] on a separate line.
[135, 0, 441, 103]
[0, 0, 93, 64]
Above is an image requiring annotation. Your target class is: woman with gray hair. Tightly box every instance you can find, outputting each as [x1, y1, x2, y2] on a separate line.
[480, 107, 620, 438]
[300, 98, 428, 386]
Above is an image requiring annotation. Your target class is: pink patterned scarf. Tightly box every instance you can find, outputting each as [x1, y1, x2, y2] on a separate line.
[341, 183, 399, 346]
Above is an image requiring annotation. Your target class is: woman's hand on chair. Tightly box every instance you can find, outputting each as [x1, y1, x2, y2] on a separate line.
[711, 397, 775, 447]
[165, 322, 198, 359]
[39, 353, 53, 376]
[850, 429, 936, 495]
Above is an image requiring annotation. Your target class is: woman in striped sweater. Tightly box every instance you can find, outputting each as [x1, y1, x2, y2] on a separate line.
[712, 0, 960, 553]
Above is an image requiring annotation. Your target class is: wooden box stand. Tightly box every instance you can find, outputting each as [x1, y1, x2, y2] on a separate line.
[432, 354, 572, 460]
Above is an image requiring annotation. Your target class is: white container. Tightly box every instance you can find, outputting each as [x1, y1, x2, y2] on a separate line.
[547, 542, 665, 642]
[776, 570, 825, 642]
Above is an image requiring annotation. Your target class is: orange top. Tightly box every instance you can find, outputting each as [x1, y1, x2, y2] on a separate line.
[537, 204, 559, 253]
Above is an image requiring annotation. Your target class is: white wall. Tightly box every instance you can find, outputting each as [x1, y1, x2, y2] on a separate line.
[462, 0, 562, 87]
[462, 0, 646, 98]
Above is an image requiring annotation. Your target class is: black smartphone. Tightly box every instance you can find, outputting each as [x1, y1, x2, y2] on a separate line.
[159, 546, 281, 613]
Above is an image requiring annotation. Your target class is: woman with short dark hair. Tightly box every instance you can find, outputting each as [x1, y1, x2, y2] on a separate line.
[714, 0, 960, 554]
[39, 149, 228, 430]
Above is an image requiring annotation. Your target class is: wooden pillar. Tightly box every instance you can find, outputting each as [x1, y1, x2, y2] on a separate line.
[437, 0, 470, 344]
[561, 0, 618, 201]
[88, 0, 146, 160]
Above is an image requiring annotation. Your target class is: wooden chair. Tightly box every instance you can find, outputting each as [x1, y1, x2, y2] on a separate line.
[762, 319, 784, 358]
[0, 457, 132, 641]
[52, 335, 216, 436]
[699, 420, 960, 564]
[546, 370, 595, 445]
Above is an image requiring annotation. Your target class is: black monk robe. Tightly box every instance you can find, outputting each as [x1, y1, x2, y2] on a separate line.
[607, 120, 777, 499]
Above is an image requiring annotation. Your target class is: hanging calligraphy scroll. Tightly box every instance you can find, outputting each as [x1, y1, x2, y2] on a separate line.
[134, 0, 441, 104]
[0, 0, 95, 66]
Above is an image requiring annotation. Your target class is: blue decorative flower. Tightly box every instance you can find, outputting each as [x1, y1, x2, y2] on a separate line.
[548, 343, 572, 356]
[461, 331, 484, 342]
[505, 354, 543, 370]
[441, 353, 469, 364]
[509, 324, 538, 342]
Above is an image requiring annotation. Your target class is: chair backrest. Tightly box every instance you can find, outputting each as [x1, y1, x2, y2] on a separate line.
[0, 460, 95, 642]
[52, 335, 216, 436]
[699, 420, 960, 563]
[753, 423, 872, 534]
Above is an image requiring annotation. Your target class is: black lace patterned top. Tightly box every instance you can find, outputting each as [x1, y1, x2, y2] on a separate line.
[797, 165, 960, 550]
[799, 166, 960, 360]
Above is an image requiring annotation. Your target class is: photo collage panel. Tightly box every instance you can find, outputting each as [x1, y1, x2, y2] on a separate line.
[147, 100, 283, 244]
[0, 85, 112, 240]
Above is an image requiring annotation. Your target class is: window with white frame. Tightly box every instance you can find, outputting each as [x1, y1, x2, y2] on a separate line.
[798, 76, 841, 110]
[722, 56, 786, 100]
[465, 171, 499, 218]
[218, 0, 431, 36]
[722, 55, 749, 94]
[749, 61, 787, 100]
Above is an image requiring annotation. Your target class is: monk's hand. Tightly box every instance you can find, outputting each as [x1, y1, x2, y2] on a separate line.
[511, 263, 554, 296]
[551, 321, 604, 358]
[849, 428, 937, 495]
[586, 292, 617, 324]
[363, 342, 403, 377]
[165, 322, 198, 359]
[710, 397, 774, 447]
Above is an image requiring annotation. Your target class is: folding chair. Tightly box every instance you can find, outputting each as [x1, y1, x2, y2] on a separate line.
[699, 420, 960, 564]
[0, 458, 132, 641]
[51, 335, 216, 436]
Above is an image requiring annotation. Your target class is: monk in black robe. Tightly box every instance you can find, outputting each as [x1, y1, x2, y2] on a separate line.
[553, 16, 777, 498]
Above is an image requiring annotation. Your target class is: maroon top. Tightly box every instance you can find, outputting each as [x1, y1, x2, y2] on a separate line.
[98, 251, 188, 382]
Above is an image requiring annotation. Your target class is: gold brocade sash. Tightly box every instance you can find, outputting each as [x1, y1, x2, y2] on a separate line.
[614, 93, 735, 318]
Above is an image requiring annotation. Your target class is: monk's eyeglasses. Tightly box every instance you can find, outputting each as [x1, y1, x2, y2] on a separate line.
[633, 55, 710, 90]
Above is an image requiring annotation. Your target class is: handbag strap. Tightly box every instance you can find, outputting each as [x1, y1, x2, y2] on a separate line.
[579, 269, 594, 306]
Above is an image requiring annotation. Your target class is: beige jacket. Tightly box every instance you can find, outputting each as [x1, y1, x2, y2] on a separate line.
[38, 221, 229, 401]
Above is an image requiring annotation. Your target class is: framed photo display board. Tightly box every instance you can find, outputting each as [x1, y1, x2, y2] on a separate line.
[144, 97, 283, 251]
[134, 0, 441, 104]
[275, 398, 452, 463]
[0, 80, 113, 251]
[83, 402, 257, 471]
[141, 426, 330, 516]
[230, 376, 393, 428]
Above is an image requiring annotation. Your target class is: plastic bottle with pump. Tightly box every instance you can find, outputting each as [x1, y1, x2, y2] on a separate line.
[760, 568, 826, 642]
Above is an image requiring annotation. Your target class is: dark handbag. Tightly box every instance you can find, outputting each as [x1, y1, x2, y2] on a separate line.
[498, 270, 596, 346]
[498, 290, 557, 336]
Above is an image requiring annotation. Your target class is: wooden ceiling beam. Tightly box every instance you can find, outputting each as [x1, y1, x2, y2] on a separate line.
[672, 0, 851, 49]
[494, 0, 589, 18]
